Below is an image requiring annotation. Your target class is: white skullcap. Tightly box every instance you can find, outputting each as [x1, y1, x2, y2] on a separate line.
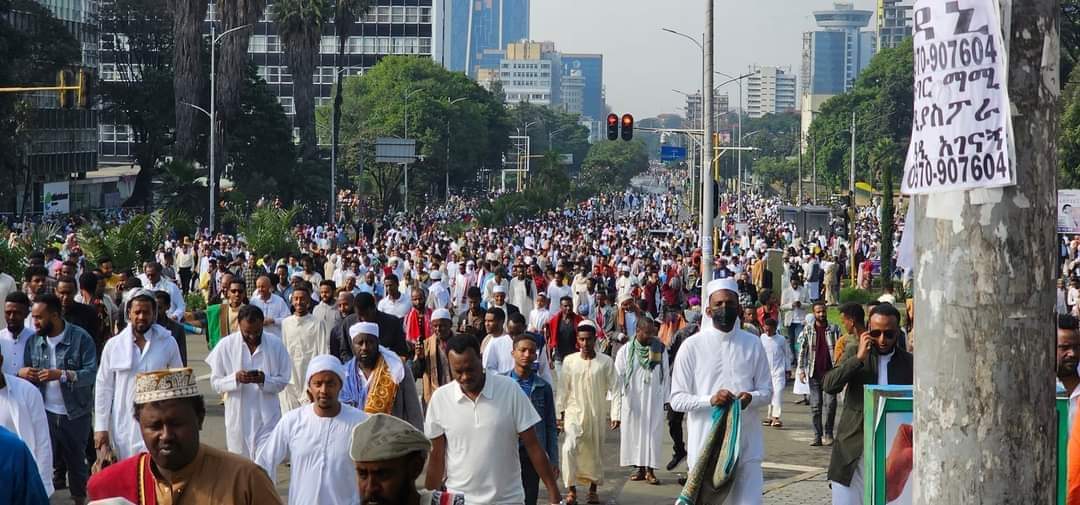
[290, 271, 303, 280]
[349, 321, 380, 339]
[706, 277, 739, 298]
[493, 285, 506, 294]
[305, 354, 346, 385]
[577, 319, 597, 330]
[430, 270, 442, 280]
[620, 264, 630, 272]
[431, 308, 452, 321]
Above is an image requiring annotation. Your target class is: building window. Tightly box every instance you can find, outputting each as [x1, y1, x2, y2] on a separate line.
[258, 65, 292, 84]
[347, 36, 363, 54]
[320, 36, 338, 54]
[260, 4, 273, 22]
[405, 6, 419, 23]
[314, 66, 337, 84]
[373, 5, 390, 23]
[392, 37, 406, 54]
[278, 96, 295, 115]
[100, 63, 119, 81]
[206, 2, 219, 21]
[419, 37, 431, 54]
[419, 6, 432, 23]
[391, 6, 404, 23]
[362, 36, 376, 54]
[250, 35, 281, 53]
[377, 36, 391, 54]
[100, 124, 132, 143]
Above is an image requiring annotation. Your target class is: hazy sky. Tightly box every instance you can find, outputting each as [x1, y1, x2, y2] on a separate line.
[531, 0, 878, 118]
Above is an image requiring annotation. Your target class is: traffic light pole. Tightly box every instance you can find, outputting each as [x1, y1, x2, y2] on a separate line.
[699, 0, 714, 298]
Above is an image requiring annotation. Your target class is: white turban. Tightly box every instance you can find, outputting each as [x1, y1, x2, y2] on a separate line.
[429, 270, 442, 280]
[431, 308, 452, 321]
[706, 277, 739, 298]
[305, 354, 346, 385]
[349, 322, 380, 339]
[493, 285, 506, 294]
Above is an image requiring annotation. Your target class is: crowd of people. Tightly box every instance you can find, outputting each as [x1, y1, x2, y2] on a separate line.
[0, 168, 925, 505]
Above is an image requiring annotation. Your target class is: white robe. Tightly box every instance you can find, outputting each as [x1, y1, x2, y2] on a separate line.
[249, 293, 292, 335]
[279, 314, 330, 412]
[614, 342, 669, 469]
[256, 404, 367, 505]
[759, 333, 791, 417]
[0, 374, 53, 496]
[428, 281, 451, 310]
[670, 326, 772, 505]
[557, 352, 620, 488]
[93, 324, 183, 459]
[312, 303, 341, 334]
[508, 278, 534, 315]
[206, 331, 292, 459]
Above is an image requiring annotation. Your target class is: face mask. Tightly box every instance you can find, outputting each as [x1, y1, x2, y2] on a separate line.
[711, 305, 739, 332]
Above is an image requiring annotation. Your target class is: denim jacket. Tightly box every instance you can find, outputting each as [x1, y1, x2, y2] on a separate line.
[504, 370, 559, 467]
[24, 322, 98, 420]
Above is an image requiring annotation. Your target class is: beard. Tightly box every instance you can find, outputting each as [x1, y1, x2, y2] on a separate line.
[35, 321, 53, 336]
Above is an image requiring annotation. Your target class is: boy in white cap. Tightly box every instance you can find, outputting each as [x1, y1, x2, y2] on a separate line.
[257, 354, 367, 505]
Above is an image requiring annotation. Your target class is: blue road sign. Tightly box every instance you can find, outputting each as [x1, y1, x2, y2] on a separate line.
[660, 145, 687, 162]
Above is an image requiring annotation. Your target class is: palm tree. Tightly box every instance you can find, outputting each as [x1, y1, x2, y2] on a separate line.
[215, 0, 265, 201]
[331, 0, 370, 179]
[274, 0, 329, 162]
[170, 0, 207, 160]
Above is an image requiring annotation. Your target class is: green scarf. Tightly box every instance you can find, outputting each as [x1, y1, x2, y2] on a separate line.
[625, 337, 664, 388]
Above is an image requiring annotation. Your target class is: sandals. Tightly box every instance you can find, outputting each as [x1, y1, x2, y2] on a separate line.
[629, 468, 646, 481]
[645, 473, 661, 485]
[772, 420, 784, 428]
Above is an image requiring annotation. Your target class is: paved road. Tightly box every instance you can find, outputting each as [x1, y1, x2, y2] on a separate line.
[54, 330, 833, 504]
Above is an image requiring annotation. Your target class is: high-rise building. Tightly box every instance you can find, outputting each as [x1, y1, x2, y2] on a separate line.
[3, 0, 100, 212]
[877, 0, 913, 50]
[495, 40, 560, 107]
[100, 0, 438, 160]
[438, 0, 529, 77]
[746, 65, 797, 118]
[684, 91, 729, 132]
[560, 53, 603, 121]
[800, 2, 875, 137]
[560, 70, 585, 115]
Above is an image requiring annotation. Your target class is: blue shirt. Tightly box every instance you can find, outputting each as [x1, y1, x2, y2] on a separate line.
[0, 426, 49, 505]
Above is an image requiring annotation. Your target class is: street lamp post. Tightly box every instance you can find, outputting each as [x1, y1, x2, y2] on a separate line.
[548, 126, 570, 151]
[402, 88, 423, 213]
[445, 97, 468, 201]
[203, 22, 252, 234]
[715, 71, 753, 219]
[329, 66, 351, 224]
[663, 28, 705, 223]
[522, 121, 537, 191]
[701, 0, 714, 296]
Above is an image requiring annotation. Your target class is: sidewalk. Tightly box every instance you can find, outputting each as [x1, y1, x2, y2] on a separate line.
[764, 470, 832, 504]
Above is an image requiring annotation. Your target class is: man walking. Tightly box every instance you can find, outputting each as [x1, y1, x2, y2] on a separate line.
[613, 315, 666, 485]
[558, 321, 620, 504]
[341, 322, 423, 429]
[504, 333, 559, 504]
[824, 303, 913, 504]
[18, 294, 97, 505]
[797, 301, 840, 446]
[760, 318, 791, 427]
[280, 282, 330, 412]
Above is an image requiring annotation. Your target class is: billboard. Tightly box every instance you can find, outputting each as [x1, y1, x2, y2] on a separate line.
[1058, 189, 1080, 234]
[43, 181, 70, 215]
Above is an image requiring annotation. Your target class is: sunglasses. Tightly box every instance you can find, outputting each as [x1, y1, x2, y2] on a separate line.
[869, 329, 900, 340]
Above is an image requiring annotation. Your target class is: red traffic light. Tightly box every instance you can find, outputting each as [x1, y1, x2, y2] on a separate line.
[620, 113, 634, 141]
[607, 113, 618, 126]
[606, 113, 619, 141]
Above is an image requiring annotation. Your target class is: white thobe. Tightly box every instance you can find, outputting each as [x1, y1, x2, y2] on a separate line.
[250, 293, 292, 335]
[759, 333, 791, 418]
[280, 314, 330, 412]
[377, 293, 411, 319]
[206, 332, 292, 459]
[0, 374, 53, 496]
[508, 278, 534, 315]
[481, 334, 514, 374]
[313, 302, 341, 332]
[93, 325, 183, 459]
[256, 404, 367, 505]
[0, 326, 35, 376]
[670, 326, 772, 505]
[138, 275, 185, 320]
[527, 308, 550, 333]
[428, 281, 451, 310]
[613, 343, 669, 469]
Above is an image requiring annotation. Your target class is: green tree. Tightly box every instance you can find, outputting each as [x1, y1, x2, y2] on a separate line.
[507, 103, 591, 171]
[77, 211, 172, 273]
[870, 138, 902, 282]
[1060, 64, 1080, 188]
[274, 0, 329, 161]
[578, 139, 650, 193]
[227, 205, 303, 258]
[170, 0, 208, 160]
[808, 38, 913, 195]
[753, 156, 800, 198]
[226, 67, 304, 204]
[333, 56, 511, 210]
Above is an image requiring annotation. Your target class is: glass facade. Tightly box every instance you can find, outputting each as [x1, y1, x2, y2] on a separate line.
[442, 0, 529, 77]
[560, 54, 603, 121]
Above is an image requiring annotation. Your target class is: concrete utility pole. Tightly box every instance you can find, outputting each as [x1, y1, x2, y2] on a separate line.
[699, 0, 715, 299]
[913, 1, 1058, 504]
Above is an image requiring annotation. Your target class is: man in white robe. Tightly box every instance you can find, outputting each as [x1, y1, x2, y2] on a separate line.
[508, 265, 535, 316]
[614, 315, 668, 484]
[0, 353, 53, 496]
[138, 262, 185, 320]
[256, 355, 367, 505]
[670, 278, 772, 505]
[280, 284, 330, 411]
[759, 318, 790, 427]
[427, 271, 451, 310]
[249, 275, 291, 336]
[558, 320, 620, 504]
[207, 304, 292, 459]
[94, 291, 183, 459]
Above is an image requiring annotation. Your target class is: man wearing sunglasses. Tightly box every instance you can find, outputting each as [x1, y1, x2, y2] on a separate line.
[823, 303, 913, 505]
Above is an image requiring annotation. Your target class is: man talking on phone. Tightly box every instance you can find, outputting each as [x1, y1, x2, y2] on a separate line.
[823, 303, 913, 504]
